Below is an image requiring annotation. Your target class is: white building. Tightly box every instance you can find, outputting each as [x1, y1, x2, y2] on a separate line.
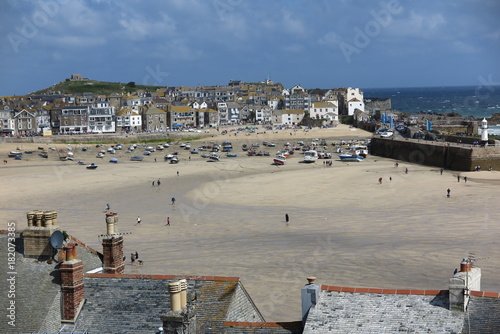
[310, 101, 338, 123]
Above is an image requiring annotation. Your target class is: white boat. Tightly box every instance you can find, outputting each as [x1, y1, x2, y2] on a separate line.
[208, 153, 220, 161]
[170, 156, 179, 164]
[164, 154, 174, 160]
[96, 153, 104, 158]
[273, 154, 286, 165]
[351, 145, 368, 157]
[303, 150, 318, 163]
[339, 152, 364, 162]
[86, 163, 98, 169]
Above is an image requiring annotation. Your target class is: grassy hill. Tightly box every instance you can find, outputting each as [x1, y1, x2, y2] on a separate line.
[32, 80, 163, 96]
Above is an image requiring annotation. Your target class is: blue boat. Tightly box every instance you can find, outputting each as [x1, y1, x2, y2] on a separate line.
[109, 158, 118, 163]
[339, 153, 364, 162]
[226, 153, 237, 157]
[131, 155, 144, 162]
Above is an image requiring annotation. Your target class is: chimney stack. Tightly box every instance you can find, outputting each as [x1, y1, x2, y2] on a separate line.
[101, 212, 124, 274]
[301, 277, 319, 326]
[449, 258, 481, 312]
[161, 279, 197, 334]
[22, 210, 59, 260]
[60, 243, 84, 322]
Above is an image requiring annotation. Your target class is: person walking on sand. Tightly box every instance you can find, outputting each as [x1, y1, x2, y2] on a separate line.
[177, 171, 179, 176]
[285, 213, 289, 223]
[152, 181, 155, 187]
[457, 175, 460, 182]
[157, 179, 161, 186]
[378, 177, 383, 185]
[447, 188, 451, 198]
[171, 197, 176, 205]
[464, 176, 467, 183]
[136, 216, 141, 225]
[166, 217, 170, 226]
[105, 203, 110, 212]
[440, 168, 443, 175]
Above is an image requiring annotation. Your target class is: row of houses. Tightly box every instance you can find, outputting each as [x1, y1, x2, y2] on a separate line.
[0, 78, 371, 135]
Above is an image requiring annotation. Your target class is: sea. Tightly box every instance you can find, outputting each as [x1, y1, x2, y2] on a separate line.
[363, 85, 500, 134]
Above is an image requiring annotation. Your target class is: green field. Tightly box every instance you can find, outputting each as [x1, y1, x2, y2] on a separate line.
[32, 80, 163, 96]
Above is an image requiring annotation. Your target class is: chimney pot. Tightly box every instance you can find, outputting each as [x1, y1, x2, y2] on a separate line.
[307, 276, 317, 285]
[169, 282, 182, 312]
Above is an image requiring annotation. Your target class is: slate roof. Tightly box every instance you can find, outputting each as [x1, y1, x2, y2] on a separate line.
[0, 233, 101, 334]
[73, 274, 265, 334]
[222, 321, 303, 333]
[463, 294, 500, 333]
[303, 287, 465, 334]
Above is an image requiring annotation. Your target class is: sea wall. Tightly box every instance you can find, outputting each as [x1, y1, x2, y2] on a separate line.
[0, 132, 212, 144]
[371, 138, 500, 171]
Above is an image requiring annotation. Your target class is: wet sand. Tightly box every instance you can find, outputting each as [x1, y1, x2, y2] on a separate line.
[1, 125, 500, 321]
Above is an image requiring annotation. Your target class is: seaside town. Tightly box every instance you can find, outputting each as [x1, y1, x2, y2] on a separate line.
[2, 75, 500, 333]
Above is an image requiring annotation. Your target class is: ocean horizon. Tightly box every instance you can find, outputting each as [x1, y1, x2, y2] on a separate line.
[363, 85, 500, 119]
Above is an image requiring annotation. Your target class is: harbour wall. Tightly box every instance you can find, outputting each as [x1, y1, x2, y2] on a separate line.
[371, 138, 500, 171]
[0, 132, 212, 144]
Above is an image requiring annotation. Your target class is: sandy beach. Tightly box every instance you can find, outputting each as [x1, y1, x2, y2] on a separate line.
[2, 124, 500, 321]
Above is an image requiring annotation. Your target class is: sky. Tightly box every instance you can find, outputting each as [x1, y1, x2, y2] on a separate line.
[0, 0, 499, 96]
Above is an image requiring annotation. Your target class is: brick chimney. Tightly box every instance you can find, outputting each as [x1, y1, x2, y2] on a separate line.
[101, 212, 124, 274]
[301, 276, 320, 326]
[60, 243, 84, 322]
[449, 258, 481, 312]
[161, 279, 197, 334]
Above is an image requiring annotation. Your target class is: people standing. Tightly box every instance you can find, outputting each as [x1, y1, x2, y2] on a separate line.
[171, 197, 176, 205]
[285, 213, 289, 223]
[136, 216, 141, 225]
[447, 188, 451, 198]
[157, 179, 161, 186]
[405, 168, 408, 174]
[135, 251, 139, 259]
[177, 171, 179, 176]
[166, 217, 170, 226]
[378, 177, 383, 184]
[152, 181, 155, 187]
[105, 203, 110, 211]
[457, 175, 460, 182]
[440, 168, 443, 175]
[464, 176, 467, 183]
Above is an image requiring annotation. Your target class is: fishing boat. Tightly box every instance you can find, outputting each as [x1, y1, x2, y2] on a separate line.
[9, 151, 22, 157]
[273, 154, 286, 165]
[303, 150, 318, 163]
[131, 155, 144, 161]
[208, 153, 220, 161]
[339, 152, 364, 162]
[86, 163, 98, 169]
[24, 150, 33, 154]
[350, 145, 368, 157]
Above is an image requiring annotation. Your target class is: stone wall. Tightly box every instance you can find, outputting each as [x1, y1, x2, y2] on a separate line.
[371, 138, 500, 171]
[0, 132, 211, 144]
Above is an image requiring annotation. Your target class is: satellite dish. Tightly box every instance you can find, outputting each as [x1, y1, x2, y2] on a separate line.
[50, 230, 64, 249]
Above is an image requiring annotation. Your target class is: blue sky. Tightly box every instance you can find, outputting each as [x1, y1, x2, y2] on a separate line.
[1, 0, 499, 96]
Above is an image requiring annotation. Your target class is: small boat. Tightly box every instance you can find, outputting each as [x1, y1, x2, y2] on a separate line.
[339, 153, 364, 162]
[39, 152, 48, 158]
[208, 153, 220, 161]
[143, 151, 151, 156]
[14, 155, 23, 160]
[86, 163, 98, 169]
[226, 153, 237, 157]
[131, 155, 144, 162]
[96, 153, 104, 158]
[303, 150, 318, 163]
[190, 149, 199, 154]
[115, 144, 122, 150]
[170, 156, 179, 164]
[24, 150, 33, 154]
[164, 154, 174, 160]
[156, 145, 164, 150]
[273, 155, 286, 165]
[9, 151, 22, 156]
[109, 158, 118, 163]
[107, 148, 116, 154]
[81, 147, 88, 151]
[77, 161, 85, 165]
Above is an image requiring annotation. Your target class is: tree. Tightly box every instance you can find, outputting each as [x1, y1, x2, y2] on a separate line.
[126, 81, 136, 88]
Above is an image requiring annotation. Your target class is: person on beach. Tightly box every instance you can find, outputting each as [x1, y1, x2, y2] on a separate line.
[447, 188, 451, 197]
[285, 213, 289, 223]
[131, 253, 135, 263]
[378, 177, 383, 184]
[177, 171, 179, 176]
[136, 216, 141, 225]
[464, 176, 467, 183]
[152, 181, 155, 187]
[389, 177, 392, 182]
[405, 168, 408, 174]
[171, 197, 176, 205]
[166, 217, 170, 226]
[457, 175, 460, 182]
[440, 168, 443, 175]
[135, 251, 139, 259]
[157, 179, 161, 186]
[105, 203, 110, 212]
[454, 268, 458, 275]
